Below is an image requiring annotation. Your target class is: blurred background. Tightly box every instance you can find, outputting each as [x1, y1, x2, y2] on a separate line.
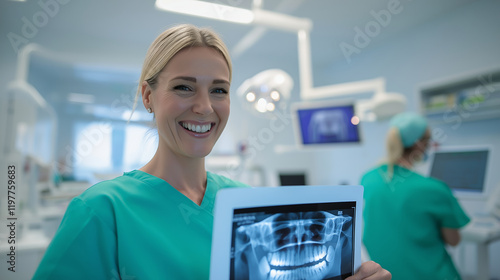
[1, 0, 500, 279]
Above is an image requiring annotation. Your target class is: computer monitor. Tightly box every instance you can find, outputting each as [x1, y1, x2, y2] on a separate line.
[279, 172, 307, 186]
[429, 146, 490, 198]
[291, 101, 362, 148]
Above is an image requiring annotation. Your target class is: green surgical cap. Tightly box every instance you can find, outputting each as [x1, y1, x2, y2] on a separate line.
[390, 112, 428, 148]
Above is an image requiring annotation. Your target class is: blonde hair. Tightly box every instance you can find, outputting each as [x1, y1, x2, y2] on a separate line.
[131, 24, 232, 116]
[385, 127, 404, 181]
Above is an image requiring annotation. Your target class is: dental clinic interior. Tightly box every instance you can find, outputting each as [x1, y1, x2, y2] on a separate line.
[1, 0, 500, 279]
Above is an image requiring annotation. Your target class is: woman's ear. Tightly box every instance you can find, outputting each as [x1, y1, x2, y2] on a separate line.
[142, 81, 153, 112]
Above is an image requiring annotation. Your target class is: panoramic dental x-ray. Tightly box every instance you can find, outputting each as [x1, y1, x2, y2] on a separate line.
[231, 205, 354, 280]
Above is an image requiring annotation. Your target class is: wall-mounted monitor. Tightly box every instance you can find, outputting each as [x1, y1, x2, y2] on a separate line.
[291, 101, 362, 148]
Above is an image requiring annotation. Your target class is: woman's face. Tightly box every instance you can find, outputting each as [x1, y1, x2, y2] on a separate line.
[143, 47, 230, 159]
[412, 128, 431, 162]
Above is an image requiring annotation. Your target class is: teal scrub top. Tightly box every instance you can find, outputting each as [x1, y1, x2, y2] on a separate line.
[32, 170, 249, 280]
[361, 165, 470, 280]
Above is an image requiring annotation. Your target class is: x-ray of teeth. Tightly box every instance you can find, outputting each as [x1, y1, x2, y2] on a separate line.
[231, 208, 354, 280]
[308, 110, 349, 143]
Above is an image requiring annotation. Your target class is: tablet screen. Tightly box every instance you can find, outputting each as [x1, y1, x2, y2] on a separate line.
[229, 202, 356, 280]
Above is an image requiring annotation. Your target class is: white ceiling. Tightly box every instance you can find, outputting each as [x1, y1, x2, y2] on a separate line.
[1, 0, 476, 107]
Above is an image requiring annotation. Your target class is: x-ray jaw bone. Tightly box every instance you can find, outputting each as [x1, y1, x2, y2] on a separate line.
[308, 110, 348, 143]
[234, 212, 352, 280]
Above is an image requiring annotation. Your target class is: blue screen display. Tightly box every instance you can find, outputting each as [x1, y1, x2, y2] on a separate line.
[297, 104, 360, 145]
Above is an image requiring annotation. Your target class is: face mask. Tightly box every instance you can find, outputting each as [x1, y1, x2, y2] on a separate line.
[422, 151, 429, 162]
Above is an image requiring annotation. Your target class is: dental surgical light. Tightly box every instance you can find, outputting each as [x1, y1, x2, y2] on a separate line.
[370, 91, 407, 120]
[236, 69, 293, 116]
[246, 92, 256, 102]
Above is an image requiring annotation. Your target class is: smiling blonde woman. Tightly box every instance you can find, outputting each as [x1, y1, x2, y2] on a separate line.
[33, 24, 391, 280]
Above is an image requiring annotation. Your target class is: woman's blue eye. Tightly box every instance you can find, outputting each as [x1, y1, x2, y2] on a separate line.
[174, 85, 191, 91]
[212, 88, 228, 94]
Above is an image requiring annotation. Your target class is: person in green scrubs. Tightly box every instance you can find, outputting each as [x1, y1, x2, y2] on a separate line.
[361, 112, 470, 280]
[33, 24, 391, 280]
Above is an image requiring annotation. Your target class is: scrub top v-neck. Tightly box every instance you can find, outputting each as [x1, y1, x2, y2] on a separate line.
[32, 170, 249, 280]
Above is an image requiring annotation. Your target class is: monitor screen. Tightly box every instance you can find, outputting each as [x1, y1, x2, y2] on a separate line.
[230, 202, 356, 280]
[279, 173, 307, 186]
[292, 102, 361, 147]
[430, 148, 489, 193]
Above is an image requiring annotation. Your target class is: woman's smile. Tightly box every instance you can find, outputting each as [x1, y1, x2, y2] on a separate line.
[179, 121, 215, 135]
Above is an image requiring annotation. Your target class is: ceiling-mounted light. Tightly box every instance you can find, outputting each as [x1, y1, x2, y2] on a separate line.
[256, 98, 268, 113]
[246, 92, 256, 102]
[270, 90, 280, 101]
[155, 0, 254, 24]
[237, 69, 293, 116]
[370, 91, 407, 120]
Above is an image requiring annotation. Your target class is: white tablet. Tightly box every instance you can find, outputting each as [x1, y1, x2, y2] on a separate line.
[210, 185, 363, 280]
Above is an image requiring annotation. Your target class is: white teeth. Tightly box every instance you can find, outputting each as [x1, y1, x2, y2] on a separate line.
[269, 246, 327, 268]
[326, 245, 335, 263]
[182, 122, 211, 133]
[259, 256, 270, 275]
[267, 257, 328, 280]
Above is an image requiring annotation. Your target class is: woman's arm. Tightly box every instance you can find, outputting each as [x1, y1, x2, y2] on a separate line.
[441, 227, 461, 246]
[32, 198, 118, 279]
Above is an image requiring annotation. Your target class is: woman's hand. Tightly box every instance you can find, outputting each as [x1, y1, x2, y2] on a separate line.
[345, 261, 391, 280]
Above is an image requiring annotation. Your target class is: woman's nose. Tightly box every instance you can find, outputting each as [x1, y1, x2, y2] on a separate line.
[192, 91, 213, 115]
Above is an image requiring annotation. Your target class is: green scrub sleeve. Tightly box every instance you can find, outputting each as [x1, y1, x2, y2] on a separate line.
[434, 183, 471, 229]
[32, 198, 118, 279]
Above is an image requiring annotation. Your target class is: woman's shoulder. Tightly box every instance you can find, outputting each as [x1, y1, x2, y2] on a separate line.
[57, 173, 141, 231]
[410, 171, 448, 188]
[424, 176, 452, 193]
[77, 170, 145, 204]
[207, 172, 251, 189]
[401, 171, 453, 197]
[361, 164, 387, 181]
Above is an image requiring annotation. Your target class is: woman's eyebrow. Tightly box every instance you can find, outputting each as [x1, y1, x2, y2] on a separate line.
[172, 76, 229, 85]
[213, 79, 230, 85]
[172, 76, 196, 82]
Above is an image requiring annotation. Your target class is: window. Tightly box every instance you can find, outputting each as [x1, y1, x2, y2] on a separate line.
[123, 124, 157, 171]
[72, 121, 112, 181]
[71, 121, 156, 182]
